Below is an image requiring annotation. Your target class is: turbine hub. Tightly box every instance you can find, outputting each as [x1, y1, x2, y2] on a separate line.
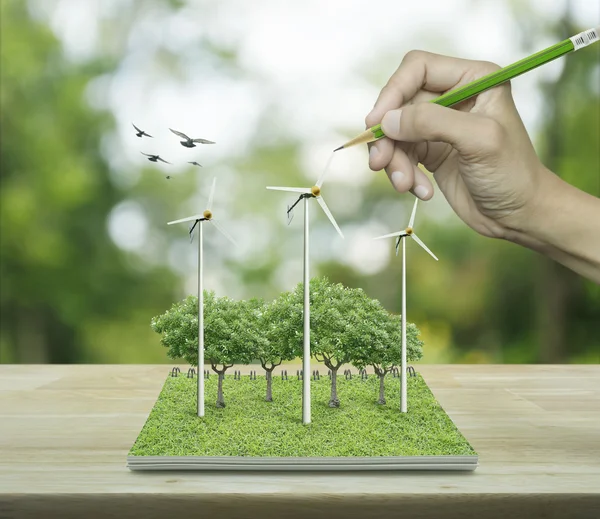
[311, 185, 321, 197]
[405, 227, 413, 235]
[203, 210, 213, 220]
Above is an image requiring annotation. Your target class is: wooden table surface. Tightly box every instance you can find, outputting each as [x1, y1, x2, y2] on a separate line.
[0, 364, 599, 519]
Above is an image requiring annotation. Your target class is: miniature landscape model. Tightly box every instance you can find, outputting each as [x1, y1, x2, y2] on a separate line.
[127, 125, 478, 471]
[128, 280, 477, 471]
[128, 370, 476, 470]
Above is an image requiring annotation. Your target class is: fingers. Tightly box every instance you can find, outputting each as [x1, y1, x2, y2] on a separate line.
[368, 138, 394, 171]
[383, 146, 435, 200]
[409, 166, 434, 201]
[368, 90, 436, 172]
[365, 51, 504, 203]
[385, 147, 414, 192]
[366, 51, 478, 126]
[381, 102, 504, 158]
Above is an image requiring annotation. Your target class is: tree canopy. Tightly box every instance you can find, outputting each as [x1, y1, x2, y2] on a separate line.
[152, 278, 425, 407]
[0, 0, 178, 363]
[152, 293, 260, 370]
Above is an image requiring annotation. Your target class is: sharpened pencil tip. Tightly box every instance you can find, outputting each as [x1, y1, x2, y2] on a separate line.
[333, 145, 344, 152]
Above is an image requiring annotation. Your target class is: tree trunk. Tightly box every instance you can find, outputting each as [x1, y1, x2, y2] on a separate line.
[329, 367, 340, 408]
[265, 369, 273, 402]
[537, 260, 572, 362]
[18, 308, 48, 363]
[533, 14, 575, 364]
[377, 372, 386, 405]
[216, 371, 225, 408]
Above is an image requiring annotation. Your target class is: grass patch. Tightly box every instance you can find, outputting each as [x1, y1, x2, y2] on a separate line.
[129, 373, 476, 457]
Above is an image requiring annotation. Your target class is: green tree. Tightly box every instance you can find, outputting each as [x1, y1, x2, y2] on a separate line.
[353, 314, 423, 405]
[259, 297, 300, 401]
[283, 278, 355, 407]
[204, 296, 257, 408]
[152, 292, 257, 408]
[532, 15, 600, 364]
[151, 294, 202, 365]
[0, 0, 178, 364]
[278, 277, 421, 408]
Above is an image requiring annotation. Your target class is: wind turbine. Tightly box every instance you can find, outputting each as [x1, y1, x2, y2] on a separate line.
[267, 164, 343, 424]
[374, 198, 437, 413]
[168, 177, 236, 417]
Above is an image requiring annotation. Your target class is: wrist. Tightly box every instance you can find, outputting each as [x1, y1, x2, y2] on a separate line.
[503, 165, 563, 242]
[504, 166, 600, 282]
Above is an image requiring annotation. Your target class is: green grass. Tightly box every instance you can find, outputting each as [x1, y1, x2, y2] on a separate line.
[129, 373, 476, 457]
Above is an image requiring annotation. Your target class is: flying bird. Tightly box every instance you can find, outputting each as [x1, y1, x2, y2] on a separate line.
[169, 128, 215, 148]
[132, 123, 152, 138]
[188, 161, 203, 167]
[141, 152, 171, 164]
[166, 175, 171, 180]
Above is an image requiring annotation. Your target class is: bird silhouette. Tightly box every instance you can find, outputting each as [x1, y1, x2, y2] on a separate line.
[188, 161, 203, 167]
[132, 123, 153, 138]
[169, 128, 215, 148]
[141, 152, 171, 164]
[166, 175, 172, 180]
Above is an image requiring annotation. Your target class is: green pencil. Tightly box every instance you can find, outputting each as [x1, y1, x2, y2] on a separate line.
[335, 26, 599, 152]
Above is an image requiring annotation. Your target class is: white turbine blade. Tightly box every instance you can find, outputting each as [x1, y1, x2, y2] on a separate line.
[395, 235, 404, 256]
[315, 196, 343, 238]
[211, 219, 237, 246]
[373, 231, 408, 240]
[410, 233, 438, 261]
[315, 153, 335, 188]
[206, 177, 217, 211]
[168, 214, 203, 225]
[266, 186, 311, 194]
[408, 198, 419, 228]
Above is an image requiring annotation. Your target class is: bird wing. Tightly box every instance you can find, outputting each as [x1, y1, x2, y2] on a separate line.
[145, 132, 153, 138]
[157, 156, 171, 164]
[132, 123, 142, 132]
[141, 152, 153, 157]
[170, 128, 190, 140]
[192, 138, 215, 144]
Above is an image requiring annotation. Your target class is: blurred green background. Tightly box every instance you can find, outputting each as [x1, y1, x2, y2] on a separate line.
[1, 0, 599, 365]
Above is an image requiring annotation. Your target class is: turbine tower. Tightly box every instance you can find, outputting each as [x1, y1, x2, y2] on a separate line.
[168, 177, 236, 417]
[374, 198, 437, 413]
[267, 164, 343, 424]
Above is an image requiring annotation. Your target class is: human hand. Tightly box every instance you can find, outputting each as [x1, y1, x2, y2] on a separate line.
[366, 50, 552, 239]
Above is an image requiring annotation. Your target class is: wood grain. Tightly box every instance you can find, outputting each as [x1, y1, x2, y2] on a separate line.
[1, 364, 599, 519]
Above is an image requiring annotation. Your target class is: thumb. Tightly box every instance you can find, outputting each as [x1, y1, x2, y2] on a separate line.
[380, 103, 504, 157]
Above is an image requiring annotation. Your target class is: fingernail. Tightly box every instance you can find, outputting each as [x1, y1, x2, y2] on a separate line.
[414, 185, 428, 199]
[390, 171, 405, 191]
[369, 146, 379, 162]
[381, 109, 402, 137]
